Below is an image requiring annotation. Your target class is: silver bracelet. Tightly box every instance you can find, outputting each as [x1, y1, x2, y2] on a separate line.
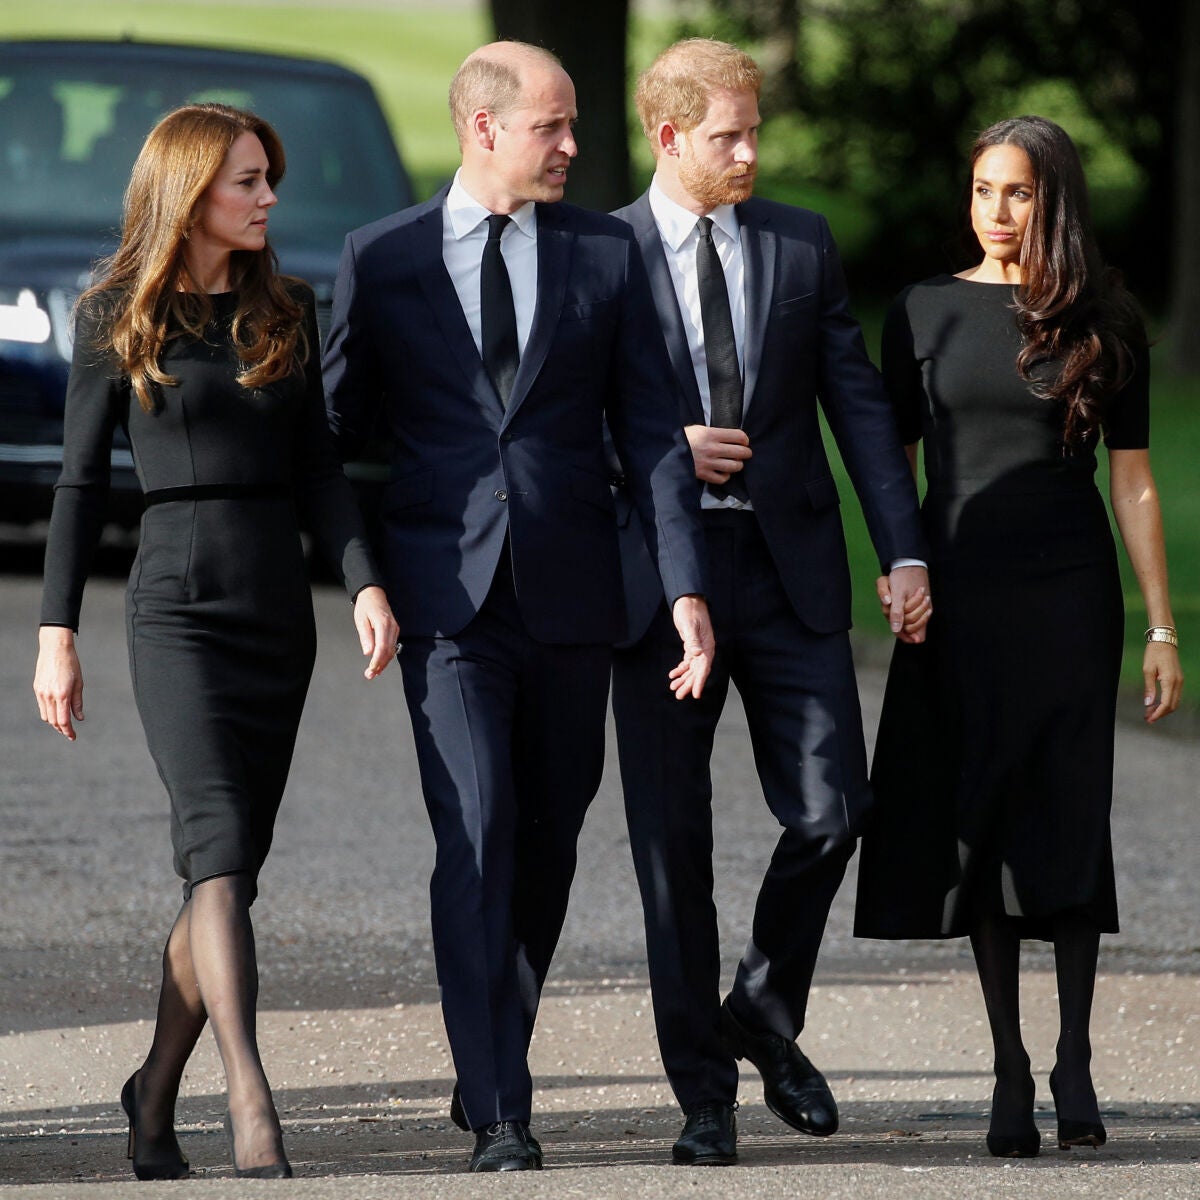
[1145, 625, 1179, 647]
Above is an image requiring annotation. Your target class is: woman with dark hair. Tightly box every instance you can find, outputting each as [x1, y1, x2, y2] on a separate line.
[33, 103, 398, 1180]
[855, 115, 1182, 1158]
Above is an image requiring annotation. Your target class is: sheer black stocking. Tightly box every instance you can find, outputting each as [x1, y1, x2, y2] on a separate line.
[970, 914, 1036, 1141]
[1050, 913, 1102, 1124]
[130, 901, 205, 1159]
[186, 873, 287, 1171]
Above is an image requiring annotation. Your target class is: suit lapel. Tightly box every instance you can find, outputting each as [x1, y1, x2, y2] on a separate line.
[503, 203, 571, 420]
[625, 194, 705, 425]
[412, 194, 505, 416]
[738, 200, 774, 415]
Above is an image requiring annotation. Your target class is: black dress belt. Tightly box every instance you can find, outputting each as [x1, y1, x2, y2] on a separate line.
[143, 483, 291, 507]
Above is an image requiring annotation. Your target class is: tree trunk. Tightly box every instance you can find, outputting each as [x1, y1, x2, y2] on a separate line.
[1168, 0, 1200, 373]
[490, 0, 632, 212]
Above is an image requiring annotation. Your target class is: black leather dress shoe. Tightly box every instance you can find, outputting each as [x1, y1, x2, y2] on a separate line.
[468, 1121, 543, 1172]
[451, 1086, 543, 1158]
[672, 1101, 738, 1165]
[720, 999, 838, 1136]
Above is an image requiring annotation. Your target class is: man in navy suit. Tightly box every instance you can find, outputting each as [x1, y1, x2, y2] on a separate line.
[323, 41, 714, 1173]
[610, 38, 931, 1165]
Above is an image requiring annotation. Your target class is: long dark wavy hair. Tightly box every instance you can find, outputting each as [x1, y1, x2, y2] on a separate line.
[78, 103, 306, 413]
[968, 115, 1145, 444]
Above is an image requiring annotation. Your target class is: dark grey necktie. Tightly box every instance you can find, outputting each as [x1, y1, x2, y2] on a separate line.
[696, 216, 747, 500]
[481, 213, 519, 406]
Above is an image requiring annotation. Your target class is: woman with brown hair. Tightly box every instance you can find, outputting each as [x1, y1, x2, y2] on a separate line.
[33, 103, 398, 1179]
[855, 115, 1182, 1158]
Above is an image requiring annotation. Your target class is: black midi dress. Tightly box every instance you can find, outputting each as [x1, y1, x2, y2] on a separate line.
[40, 288, 381, 895]
[854, 275, 1148, 940]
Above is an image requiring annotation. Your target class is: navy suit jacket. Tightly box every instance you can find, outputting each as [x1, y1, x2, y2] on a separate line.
[323, 189, 706, 644]
[612, 191, 926, 644]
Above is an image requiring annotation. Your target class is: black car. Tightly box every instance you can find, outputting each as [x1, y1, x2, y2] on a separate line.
[0, 38, 413, 529]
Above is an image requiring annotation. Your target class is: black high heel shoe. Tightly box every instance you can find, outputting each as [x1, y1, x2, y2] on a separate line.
[1049, 1067, 1107, 1148]
[985, 1076, 1040, 1158]
[224, 1110, 293, 1179]
[120, 1072, 190, 1181]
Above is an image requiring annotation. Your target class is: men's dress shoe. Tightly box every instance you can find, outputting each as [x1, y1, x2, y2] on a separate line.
[672, 1101, 738, 1166]
[468, 1121, 543, 1172]
[720, 999, 838, 1136]
[451, 1085, 543, 1158]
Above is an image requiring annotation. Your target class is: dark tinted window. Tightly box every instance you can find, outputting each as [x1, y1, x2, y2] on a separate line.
[0, 54, 409, 246]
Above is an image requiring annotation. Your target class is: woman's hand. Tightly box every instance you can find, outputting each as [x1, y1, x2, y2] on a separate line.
[1143, 641, 1183, 723]
[34, 626, 84, 740]
[353, 585, 400, 680]
[875, 572, 932, 643]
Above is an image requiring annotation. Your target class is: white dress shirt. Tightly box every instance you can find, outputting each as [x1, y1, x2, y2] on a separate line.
[443, 171, 538, 362]
[648, 179, 750, 510]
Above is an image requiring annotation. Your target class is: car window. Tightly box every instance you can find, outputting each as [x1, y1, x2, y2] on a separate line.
[0, 59, 408, 246]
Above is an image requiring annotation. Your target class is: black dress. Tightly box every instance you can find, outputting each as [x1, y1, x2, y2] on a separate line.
[854, 276, 1148, 940]
[41, 288, 380, 896]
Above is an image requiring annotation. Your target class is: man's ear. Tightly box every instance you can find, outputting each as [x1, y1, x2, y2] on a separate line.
[472, 108, 497, 151]
[658, 120, 682, 158]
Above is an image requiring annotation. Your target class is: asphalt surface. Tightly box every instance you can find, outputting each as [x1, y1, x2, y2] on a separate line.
[1, 554, 1197, 1197]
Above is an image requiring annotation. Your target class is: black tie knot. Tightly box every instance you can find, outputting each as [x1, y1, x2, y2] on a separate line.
[486, 213, 510, 242]
[696, 216, 715, 242]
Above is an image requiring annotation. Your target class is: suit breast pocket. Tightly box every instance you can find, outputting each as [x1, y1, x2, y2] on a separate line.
[774, 292, 817, 320]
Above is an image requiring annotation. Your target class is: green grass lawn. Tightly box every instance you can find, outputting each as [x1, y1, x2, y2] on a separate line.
[7, 2, 1195, 708]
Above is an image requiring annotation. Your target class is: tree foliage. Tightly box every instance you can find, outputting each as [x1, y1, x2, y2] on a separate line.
[692, 0, 1190, 328]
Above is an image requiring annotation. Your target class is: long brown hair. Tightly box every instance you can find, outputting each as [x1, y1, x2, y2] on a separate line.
[78, 103, 305, 412]
[968, 116, 1145, 444]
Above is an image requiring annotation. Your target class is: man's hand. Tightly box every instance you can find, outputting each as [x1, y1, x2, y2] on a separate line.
[875, 565, 932, 644]
[668, 594, 715, 699]
[685, 424, 752, 485]
[352, 585, 401, 680]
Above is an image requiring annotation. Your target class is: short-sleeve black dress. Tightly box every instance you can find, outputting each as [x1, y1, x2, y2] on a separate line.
[41, 288, 381, 896]
[854, 275, 1148, 940]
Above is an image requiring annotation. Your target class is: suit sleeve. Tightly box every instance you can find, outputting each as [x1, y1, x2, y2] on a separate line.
[322, 232, 384, 464]
[812, 215, 927, 572]
[39, 302, 123, 630]
[879, 288, 924, 445]
[292, 287, 383, 599]
[604, 234, 708, 606]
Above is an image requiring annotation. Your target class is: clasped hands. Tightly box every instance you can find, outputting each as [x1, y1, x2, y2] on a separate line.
[875, 566, 932, 643]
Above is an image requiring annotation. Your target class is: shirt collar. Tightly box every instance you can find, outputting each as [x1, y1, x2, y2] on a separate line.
[446, 170, 537, 241]
[648, 178, 740, 251]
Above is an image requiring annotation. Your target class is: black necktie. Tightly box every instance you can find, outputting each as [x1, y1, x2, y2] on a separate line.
[481, 213, 519, 406]
[696, 216, 747, 500]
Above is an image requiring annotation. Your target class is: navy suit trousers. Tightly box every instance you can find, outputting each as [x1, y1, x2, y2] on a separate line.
[611, 509, 866, 1111]
[399, 552, 611, 1127]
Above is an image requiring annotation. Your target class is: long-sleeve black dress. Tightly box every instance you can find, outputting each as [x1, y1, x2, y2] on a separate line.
[41, 287, 381, 896]
[854, 275, 1148, 940]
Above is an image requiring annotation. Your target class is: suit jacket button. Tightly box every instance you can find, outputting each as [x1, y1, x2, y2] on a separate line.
[495, 489, 508, 501]
[501, 432, 513, 442]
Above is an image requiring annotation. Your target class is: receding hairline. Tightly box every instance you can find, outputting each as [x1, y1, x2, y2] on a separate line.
[449, 40, 566, 141]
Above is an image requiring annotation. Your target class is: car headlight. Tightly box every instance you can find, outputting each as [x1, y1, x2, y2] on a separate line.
[0, 286, 77, 360]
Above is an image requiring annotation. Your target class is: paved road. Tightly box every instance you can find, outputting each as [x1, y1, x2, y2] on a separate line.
[1, 563, 1197, 1196]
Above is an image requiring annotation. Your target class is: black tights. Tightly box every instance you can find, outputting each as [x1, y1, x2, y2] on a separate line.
[970, 912, 1102, 1133]
[131, 873, 286, 1171]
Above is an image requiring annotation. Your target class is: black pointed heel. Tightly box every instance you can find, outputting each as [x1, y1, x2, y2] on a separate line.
[224, 1110, 293, 1179]
[1049, 1068, 1107, 1148]
[985, 1074, 1039, 1158]
[120, 1071, 190, 1181]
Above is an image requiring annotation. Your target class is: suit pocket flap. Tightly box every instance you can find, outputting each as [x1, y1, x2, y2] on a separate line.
[804, 475, 840, 511]
[383, 470, 434, 513]
[774, 292, 816, 316]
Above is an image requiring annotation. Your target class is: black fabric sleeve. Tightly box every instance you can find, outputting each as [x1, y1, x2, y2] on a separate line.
[1101, 346, 1150, 450]
[39, 302, 124, 630]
